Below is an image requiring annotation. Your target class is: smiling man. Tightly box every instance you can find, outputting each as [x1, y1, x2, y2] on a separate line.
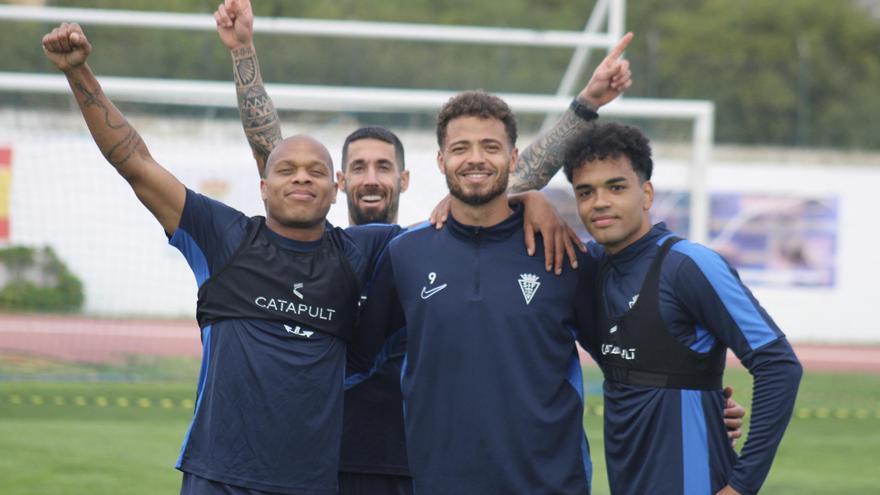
[340, 127, 410, 226]
[42, 22, 403, 495]
[336, 126, 413, 494]
[349, 91, 599, 495]
[217, 7, 415, 488]
[440, 115, 513, 209]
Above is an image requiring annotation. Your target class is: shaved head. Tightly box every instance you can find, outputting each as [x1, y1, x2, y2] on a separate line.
[260, 133, 338, 236]
[265, 135, 334, 177]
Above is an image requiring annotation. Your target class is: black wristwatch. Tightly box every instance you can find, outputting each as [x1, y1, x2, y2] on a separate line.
[569, 99, 599, 122]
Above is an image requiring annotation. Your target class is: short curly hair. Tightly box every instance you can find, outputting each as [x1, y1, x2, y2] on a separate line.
[563, 122, 653, 183]
[436, 90, 518, 148]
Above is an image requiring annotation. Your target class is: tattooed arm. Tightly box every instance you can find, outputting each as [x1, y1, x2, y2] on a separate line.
[510, 32, 635, 192]
[231, 45, 282, 176]
[42, 23, 185, 234]
[215, 0, 282, 177]
[510, 102, 599, 193]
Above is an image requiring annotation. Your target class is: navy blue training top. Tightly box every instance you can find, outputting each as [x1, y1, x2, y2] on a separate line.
[581, 223, 802, 495]
[341, 225, 410, 477]
[341, 336, 409, 476]
[350, 205, 596, 495]
[169, 189, 400, 494]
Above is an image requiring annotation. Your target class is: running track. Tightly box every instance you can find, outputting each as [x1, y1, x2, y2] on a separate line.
[0, 314, 878, 373]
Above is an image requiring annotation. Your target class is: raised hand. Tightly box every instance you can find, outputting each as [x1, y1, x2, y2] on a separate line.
[579, 32, 633, 110]
[40, 23, 185, 236]
[214, 0, 255, 50]
[42, 22, 92, 73]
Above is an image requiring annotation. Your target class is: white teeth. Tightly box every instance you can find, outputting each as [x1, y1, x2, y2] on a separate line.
[361, 195, 383, 201]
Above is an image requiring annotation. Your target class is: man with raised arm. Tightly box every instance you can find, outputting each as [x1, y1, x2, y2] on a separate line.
[43, 23, 403, 495]
[215, 5, 409, 494]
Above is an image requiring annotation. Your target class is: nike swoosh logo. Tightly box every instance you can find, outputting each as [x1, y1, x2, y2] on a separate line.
[420, 284, 448, 299]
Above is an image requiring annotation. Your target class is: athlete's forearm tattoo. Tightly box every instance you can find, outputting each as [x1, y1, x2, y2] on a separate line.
[510, 101, 597, 193]
[72, 80, 149, 169]
[232, 45, 282, 175]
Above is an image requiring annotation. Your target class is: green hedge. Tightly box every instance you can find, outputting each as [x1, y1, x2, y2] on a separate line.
[0, 246, 84, 313]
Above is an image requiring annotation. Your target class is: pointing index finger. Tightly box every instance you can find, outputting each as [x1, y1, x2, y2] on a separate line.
[606, 32, 633, 61]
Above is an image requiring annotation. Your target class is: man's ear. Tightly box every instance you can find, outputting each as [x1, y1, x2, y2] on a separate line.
[336, 170, 346, 192]
[330, 181, 339, 205]
[642, 180, 654, 211]
[399, 169, 411, 193]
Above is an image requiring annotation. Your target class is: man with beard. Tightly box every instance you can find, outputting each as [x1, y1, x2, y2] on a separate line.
[339, 127, 410, 227]
[43, 23, 403, 495]
[348, 91, 599, 494]
[335, 127, 413, 494]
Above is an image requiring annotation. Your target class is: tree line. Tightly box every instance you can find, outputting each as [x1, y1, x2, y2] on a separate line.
[2, 0, 878, 150]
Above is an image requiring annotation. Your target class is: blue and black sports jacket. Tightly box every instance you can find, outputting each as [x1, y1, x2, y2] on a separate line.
[581, 223, 802, 495]
[350, 205, 595, 495]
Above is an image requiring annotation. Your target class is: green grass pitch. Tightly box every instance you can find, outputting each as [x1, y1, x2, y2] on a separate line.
[1, 367, 878, 494]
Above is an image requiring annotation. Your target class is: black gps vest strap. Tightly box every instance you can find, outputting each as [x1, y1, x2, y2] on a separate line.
[598, 236, 726, 390]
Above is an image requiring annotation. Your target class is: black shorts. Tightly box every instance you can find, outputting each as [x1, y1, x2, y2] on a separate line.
[337, 472, 413, 495]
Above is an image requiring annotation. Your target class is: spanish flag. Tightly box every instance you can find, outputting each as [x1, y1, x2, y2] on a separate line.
[0, 147, 11, 240]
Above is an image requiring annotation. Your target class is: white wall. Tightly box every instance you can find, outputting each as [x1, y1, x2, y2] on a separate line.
[1, 110, 448, 318]
[2, 110, 877, 342]
[642, 157, 877, 344]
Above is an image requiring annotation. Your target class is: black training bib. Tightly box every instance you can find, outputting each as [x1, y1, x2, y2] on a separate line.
[196, 217, 360, 341]
[598, 236, 726, 390]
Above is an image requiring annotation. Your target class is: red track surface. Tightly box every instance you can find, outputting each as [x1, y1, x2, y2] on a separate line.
[1, 314, 879, 373]
[0, 314, 200, 364]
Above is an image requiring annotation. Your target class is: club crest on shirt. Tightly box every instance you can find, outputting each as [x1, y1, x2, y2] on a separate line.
[518, 273, 541, 305]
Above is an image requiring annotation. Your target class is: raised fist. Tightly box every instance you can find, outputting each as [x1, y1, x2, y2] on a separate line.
[214, 0, 255, 50]
[42, 23, 92, 73]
